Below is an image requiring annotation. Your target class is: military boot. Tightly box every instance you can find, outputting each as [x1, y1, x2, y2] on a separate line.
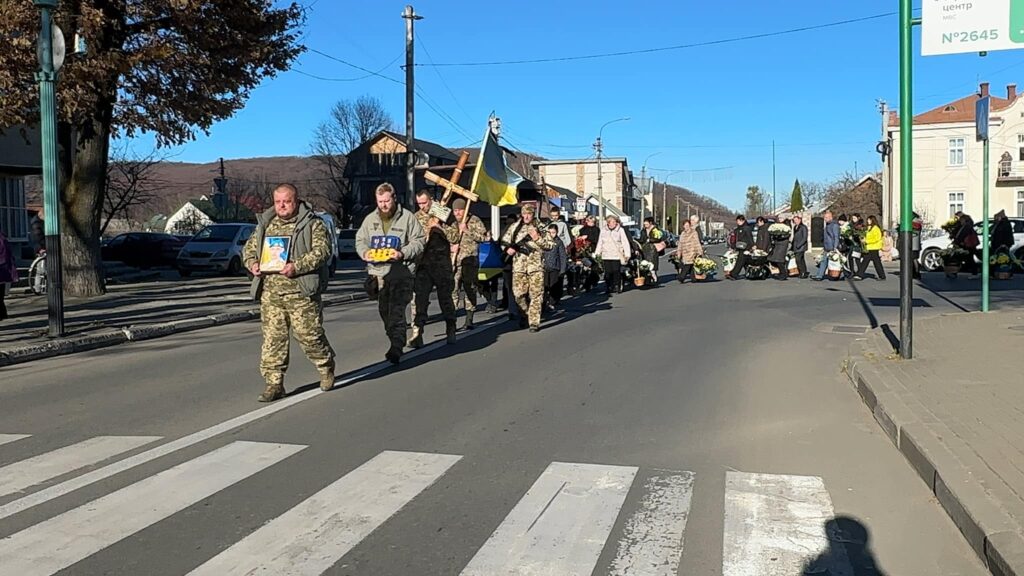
[319, 371, 335, 392]
[257, 377, 286, 403]
[462, 309, 475, 331]
[385, 345, 402, 365]
[408, 325, 424, 349]
[446, 320, 457, 344]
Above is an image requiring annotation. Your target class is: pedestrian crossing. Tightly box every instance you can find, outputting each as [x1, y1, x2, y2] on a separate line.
[0, 434, 855, 575]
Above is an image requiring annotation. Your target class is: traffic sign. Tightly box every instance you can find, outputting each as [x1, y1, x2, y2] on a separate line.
[977, 96, 990, 142]
[923, 0, 1024, 56]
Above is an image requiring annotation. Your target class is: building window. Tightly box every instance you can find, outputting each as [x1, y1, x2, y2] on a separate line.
[0, 177, 28, 242]
[948, 138, 965, 166]
[1018, 190, 1024, 218]
[948, 191, 965, 217]
[1018, 134, 1024, 143]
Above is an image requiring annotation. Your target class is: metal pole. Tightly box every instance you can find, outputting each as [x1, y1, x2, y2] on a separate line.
[36, 1, 64, 338]
[982, 137, 990, 312]
[661, 181, 667, 230]
[402, 5, 420, 209]
[772, 139, 776, 214]
[898, 0, 914, 359]
[596, 137, 604, 220]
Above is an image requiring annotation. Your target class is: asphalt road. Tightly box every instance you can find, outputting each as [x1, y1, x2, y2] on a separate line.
[0, 260, 995, 575]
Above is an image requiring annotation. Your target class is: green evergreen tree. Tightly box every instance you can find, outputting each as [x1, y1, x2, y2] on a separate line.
[790, 179, 804, 213]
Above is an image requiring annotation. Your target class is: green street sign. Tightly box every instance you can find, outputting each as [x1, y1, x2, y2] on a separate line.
[923, 0, 1024, 55]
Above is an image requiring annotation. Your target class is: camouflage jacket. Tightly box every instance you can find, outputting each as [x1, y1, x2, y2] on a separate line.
[244, 202, 331, 300]
[452, 214, 489, 259]
[415, 209, 460, 269]
[500, 219, 554, 274]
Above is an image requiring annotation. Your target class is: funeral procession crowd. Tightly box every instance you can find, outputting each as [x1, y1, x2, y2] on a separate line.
[242, 179, 968, 403]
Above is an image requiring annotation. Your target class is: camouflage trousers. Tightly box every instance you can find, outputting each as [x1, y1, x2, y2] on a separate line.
[413, 264, 455, 327]
[379, 274, 415, 351]
[512, 270, 545, 328]
[452, 257, 479, 311]
[260, 292, 335, 384]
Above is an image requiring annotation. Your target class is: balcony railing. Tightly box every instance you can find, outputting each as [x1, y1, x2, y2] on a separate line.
[997, 161, 1024, 183]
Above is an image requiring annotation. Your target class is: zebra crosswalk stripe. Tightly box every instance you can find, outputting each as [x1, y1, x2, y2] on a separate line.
[0, 434, 30, 447]
[722, 471, 851, 576]
[460, 461, 637, 576]
[187, 450, 461, 576]
[0, 436, 161, 498]
[608, 471, 695, 576]
[0, 441, 305, 576]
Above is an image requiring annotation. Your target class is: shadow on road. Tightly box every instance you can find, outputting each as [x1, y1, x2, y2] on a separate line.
[803, 515, 887, 576]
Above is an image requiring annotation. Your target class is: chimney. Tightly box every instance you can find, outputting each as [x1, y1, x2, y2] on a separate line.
[1009, 83, 1018, 102]
[980, 82, 990, 98]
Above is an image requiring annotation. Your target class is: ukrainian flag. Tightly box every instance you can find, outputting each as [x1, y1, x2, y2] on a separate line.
[470, 129, 521, 206]
[477, 240, 504, 281]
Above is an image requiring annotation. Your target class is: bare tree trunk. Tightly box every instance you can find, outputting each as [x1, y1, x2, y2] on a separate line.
[62, 112, 111, 297]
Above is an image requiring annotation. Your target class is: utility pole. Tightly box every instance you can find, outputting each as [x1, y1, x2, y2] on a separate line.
[488, 115, 501, 240]
[772, 139, 777, 214]
[675, 197, 683, 235]
[661, 181, 667, 230]
[595, 137, 604, 220]
[402, 5, 422, 210]
[879, 99, 892, 230]
[34, 0, 64, 337]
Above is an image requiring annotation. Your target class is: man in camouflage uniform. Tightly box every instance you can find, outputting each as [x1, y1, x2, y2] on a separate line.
[244, 183, 335, 402]
[356, 183, 425, 364]
[500, 204, 553, 332]
[409, 189, 458, 348]
[450, 197, 490, 330]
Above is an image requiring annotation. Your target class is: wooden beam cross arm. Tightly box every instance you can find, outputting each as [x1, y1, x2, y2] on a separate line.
[424, 170, 479, 203]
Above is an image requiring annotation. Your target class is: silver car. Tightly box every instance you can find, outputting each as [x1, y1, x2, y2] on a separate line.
[176, 224, 256, 277]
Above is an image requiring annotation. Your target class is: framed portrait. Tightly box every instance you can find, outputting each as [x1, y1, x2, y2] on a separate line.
[260, 236, 291, 273]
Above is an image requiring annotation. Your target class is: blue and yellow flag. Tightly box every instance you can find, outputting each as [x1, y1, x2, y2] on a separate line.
[470, 129, 521, 206]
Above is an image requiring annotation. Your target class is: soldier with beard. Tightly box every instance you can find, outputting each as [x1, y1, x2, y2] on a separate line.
[500, 204, 553, 332]
[356, 183, 425, 364]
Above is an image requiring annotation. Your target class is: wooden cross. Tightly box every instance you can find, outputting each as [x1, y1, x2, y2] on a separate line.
[423, 151, 479, 205]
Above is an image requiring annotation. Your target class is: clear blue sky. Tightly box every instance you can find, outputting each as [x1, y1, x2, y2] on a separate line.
[127, 0, 1024, 211]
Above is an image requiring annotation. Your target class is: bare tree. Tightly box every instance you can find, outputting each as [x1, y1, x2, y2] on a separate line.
[311, 95, 395, 227]
[171, 210, 210, 236]
[102, 146, 163, 236]
[744, 185, 769, 216]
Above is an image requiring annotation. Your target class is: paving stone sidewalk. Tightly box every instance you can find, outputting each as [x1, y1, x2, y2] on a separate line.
[0, 269, 366, 367]
[847, 307, 1024, 576]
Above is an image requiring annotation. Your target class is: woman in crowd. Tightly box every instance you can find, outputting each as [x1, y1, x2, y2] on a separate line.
[577, 214, 602, 292]
[953, 213, 980, 275]
[853, 215, 886, 281]
[754, 216, 770, 252]
[674, 219, 702, 283]
[595, 214, 631, 295]
[881, 230, 894, 262]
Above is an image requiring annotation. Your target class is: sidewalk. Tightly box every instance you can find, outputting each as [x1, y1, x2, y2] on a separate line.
[847, 307, 1024, 575]
[1, 269, 366, 367]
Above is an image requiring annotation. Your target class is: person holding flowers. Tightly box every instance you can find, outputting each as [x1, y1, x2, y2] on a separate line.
[767, 220, 791, 280]
[674, 219, 703, 283]
[852, 215, 887, 281]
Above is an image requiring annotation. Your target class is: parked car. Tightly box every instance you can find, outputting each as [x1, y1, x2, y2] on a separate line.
[918, 217, 1024, 271]
[337, 229, 358, 259]
[316, 212, 340, 278]
[101, 233, 186, 269]
[176, 223, 256, 277]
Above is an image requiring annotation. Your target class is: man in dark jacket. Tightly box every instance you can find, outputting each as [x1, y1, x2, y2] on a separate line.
[813, 210, 840, 280]
[754, 216, 771, 252]
[577, 214, 602, 291]
[542, 223, 567, 309]
[727, 215, 754, 280]
[791, 215, 809, 278]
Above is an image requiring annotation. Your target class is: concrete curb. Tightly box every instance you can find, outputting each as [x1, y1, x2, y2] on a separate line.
[846, 337, 1024, 576]
[0, 292, 368, 368]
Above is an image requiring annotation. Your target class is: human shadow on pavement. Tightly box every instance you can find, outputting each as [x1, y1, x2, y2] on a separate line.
[803, 516, 887, 576]
[846, 279, 880, 329]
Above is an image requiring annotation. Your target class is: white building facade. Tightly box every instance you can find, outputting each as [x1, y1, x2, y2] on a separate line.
[884, 82, 1024, 229]
[531, 158, 638, 221]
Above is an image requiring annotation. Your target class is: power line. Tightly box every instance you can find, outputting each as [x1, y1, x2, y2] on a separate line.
[417, 36, 476, 126]
[307, 47, 404, 85]
[293, 52, 403, 82]
[414, 12, 896, 67]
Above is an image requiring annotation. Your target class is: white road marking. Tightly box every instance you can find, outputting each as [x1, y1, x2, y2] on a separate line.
[460, 461, 637, 576]
[722, 471, 851, 576]
[0, 441, 304, 576]
[0, 317, 502, 522]
[0, 434, 30, 447]
[608, 471, 695, 576]
[188, 450, 461, 576]
[0, 436, 160, 498]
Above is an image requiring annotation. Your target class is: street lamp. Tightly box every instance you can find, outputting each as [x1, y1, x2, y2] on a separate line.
[35, 0, 65, 337]
[594, 117, 629, 220]
[639, 152, 660, 223]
